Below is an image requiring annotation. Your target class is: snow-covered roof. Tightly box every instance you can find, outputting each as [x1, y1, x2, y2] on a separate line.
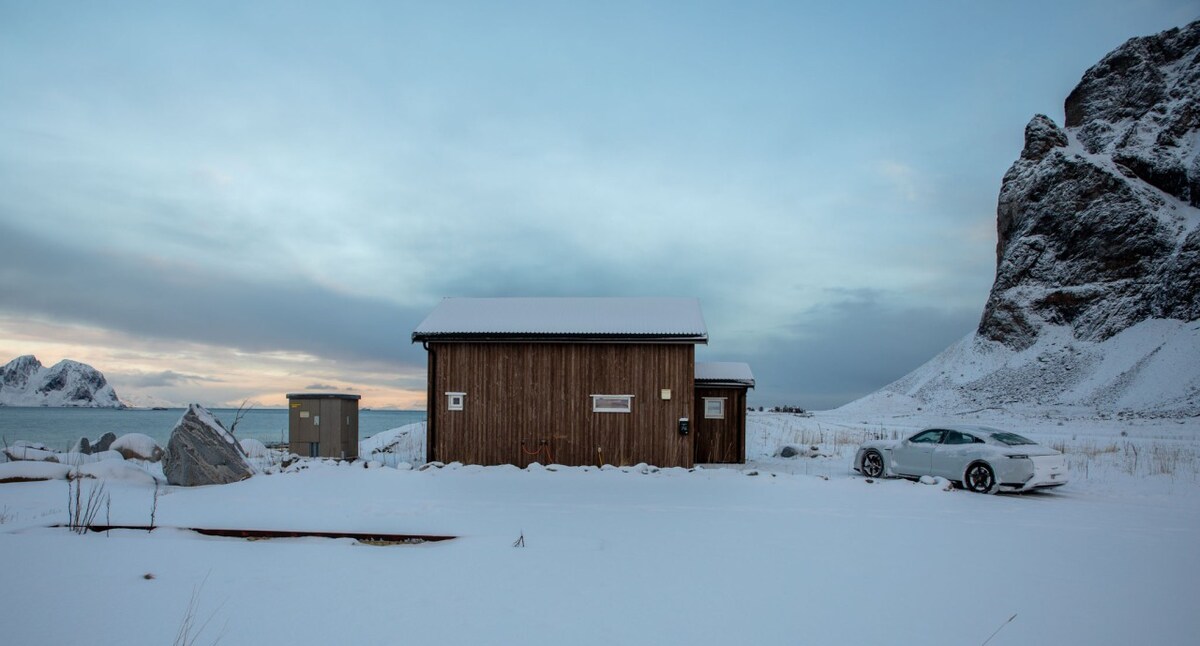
[412, 297, 708, 343]
[695, 362, 755, 387]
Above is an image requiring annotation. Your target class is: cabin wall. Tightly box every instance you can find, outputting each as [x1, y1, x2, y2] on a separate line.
[693, 386, 747, 463]
[429, 343, 695, 468]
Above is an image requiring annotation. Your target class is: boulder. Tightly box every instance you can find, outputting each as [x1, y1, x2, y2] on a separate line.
[111, 433, 165, 462]
[72, 432, 118, 455]
[162, 404, 253, 486]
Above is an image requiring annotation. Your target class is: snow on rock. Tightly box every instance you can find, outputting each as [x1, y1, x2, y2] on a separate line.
[918, 475, 954, 490]
[848, 21, 1200, 419]
[359, 423, 426, 467]
[0, 355, 124, 408]
[75, 460, 158, 485]
[0, 461, 72, 482]
[162, 404, 254, 486]
[239, 438, 268, 459]
[979, 20, 1200, 350]
[110, 433, 164, 462]
[3, 445, 61, 462]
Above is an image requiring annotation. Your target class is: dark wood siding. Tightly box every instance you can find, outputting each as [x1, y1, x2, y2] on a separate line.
[693, 386, 747, 463]
[430, 343, 695, 468]
[288, 397, 358, 459]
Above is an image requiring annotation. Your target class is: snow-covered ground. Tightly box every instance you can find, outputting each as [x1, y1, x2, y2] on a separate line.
[1, 411, 1197, 645]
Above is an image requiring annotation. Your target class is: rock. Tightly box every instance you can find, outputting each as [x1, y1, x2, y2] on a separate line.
[72, 432, 119, 455]
[779, 445, 802, 458]
[162, 404, 253, 486]
[844, 20, 1200, 419]
[111, 433, 165, 462]
[93, 432, 117, 453]
[980, 20, 1200, 351]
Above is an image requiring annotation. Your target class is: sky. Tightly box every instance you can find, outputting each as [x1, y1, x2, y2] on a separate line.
[1, 1, 1195, 410]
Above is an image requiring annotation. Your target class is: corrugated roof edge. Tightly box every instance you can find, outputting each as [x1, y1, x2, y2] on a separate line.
[285, 393, 362, 400]
[411, 331, 708, 344]
[694, 377, 756, 388]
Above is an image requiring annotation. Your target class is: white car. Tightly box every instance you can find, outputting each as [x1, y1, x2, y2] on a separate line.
[853, 425, 1068, 493]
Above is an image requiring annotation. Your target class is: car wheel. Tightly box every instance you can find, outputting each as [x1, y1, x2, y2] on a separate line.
[861, 450, 885, 478]
[964, 462, 997, 494]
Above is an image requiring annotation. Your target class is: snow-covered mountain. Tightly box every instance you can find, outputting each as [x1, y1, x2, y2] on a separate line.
[843, 21, 1200, 419]
[0, 355, 125, 408]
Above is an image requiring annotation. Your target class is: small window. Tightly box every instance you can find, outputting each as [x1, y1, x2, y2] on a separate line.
[703, 397, 726, 419]
[446, 392, 465, 411]
[990, 431, 1035, 446]
[908, 430, 944, 444]
[943, 431, 980, 445]
[591, 394, 633, 413]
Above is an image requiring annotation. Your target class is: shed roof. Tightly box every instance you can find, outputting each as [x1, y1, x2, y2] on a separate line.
[286, 393, 362, 401]
[412, 297, 708, 343]
[695, 362, 755, 388]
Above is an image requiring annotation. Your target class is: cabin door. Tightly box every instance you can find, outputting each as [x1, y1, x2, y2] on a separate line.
[693, 388, 743, 463]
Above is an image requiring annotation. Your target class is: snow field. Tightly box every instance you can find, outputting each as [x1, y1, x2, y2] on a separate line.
[0, 412, 1197, 645]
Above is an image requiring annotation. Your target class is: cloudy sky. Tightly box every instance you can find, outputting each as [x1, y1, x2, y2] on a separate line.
[1, 1, 1194, 410]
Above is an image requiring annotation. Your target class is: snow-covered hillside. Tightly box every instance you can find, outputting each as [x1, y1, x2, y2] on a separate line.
[841, 319, 1199, 418]
[0, 355, 124, 408]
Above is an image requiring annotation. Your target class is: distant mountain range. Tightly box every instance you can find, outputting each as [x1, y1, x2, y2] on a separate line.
[844, 20, 1200, 418]
[0, 355, 125, 408]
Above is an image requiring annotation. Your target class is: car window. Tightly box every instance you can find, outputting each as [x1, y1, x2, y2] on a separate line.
[943, 431, 977, 445]
[990, 432, 1036, 446]
[909, 430, 945, 444]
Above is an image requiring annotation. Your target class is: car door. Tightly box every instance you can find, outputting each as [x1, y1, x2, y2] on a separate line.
[932, 430, 982, 479]
[890, 429, 944, 476]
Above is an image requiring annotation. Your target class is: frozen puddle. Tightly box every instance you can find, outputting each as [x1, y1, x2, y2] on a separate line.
[46, 524, 455, 545]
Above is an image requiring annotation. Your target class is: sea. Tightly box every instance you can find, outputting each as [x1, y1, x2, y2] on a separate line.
[0, 407, 426, 451]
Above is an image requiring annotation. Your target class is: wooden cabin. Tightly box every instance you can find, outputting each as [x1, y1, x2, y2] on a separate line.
[413, 297, 752, 468]
[693, 362, 756, 464]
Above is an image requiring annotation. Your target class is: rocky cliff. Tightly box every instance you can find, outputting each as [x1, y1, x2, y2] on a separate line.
[979, 20, 1199, 350]
[0, 355, 125, 408]
[844, 21, 1200, 418]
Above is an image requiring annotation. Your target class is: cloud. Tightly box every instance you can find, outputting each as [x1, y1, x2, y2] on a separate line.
[701, 289, 980, 410]
[117, 370, 223, 388]
[305, 383, 341, 390]
[0, 221, 430, 369]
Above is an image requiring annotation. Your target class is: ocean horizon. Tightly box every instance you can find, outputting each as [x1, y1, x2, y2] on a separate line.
[0, 406, 426, 451]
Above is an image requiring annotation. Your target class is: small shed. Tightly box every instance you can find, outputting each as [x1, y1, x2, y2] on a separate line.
[693, 362, 755, 464]
[286, 393, 361, 459]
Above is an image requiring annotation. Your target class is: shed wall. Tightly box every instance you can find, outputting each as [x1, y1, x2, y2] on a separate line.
[288, 397, 358, 459]
[429, 343, 695, 468]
